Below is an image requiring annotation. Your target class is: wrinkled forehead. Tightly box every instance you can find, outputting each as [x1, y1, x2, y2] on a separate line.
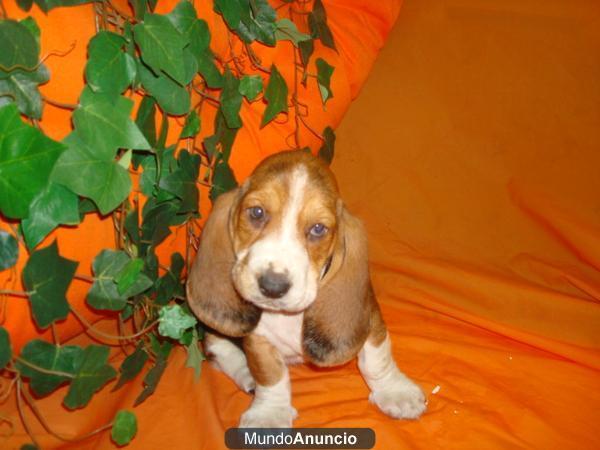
[242, 152, 339, 211]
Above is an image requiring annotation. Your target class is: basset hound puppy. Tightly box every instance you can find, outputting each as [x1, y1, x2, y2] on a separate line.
[187, 150, 426, 427]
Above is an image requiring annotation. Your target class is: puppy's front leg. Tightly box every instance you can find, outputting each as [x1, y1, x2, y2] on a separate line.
[358, 329, 426, 420]
[239, 333, 298, 428]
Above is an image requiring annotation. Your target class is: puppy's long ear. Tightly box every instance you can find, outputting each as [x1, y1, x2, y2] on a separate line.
[302, 206, 373, 366]
[187, 189, 261, 337]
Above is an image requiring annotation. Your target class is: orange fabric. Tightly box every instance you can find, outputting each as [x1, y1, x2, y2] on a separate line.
[2, 1, 600, 449]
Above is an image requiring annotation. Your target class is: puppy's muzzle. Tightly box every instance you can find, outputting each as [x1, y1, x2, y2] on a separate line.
[258, 269, 291, 299]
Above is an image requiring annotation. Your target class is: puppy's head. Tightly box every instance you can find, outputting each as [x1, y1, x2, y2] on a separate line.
[230, 151, 339, 312]
[188, 150, 372, 361]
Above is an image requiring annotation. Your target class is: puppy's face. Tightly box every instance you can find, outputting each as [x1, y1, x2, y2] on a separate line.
[230, 152, 339, 312]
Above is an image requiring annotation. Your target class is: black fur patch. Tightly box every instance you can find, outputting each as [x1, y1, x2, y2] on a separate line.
[302, 320, 335, 363]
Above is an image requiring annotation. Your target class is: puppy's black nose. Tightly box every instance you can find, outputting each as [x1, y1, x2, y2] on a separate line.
[258, 270, 291, 299]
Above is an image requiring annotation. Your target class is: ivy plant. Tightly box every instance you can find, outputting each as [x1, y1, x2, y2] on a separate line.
[0, 0, 336, 447]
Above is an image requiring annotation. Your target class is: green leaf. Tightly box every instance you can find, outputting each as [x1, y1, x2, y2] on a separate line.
[220, 68, 243, 129]
[64, 345, 117, 409]
[133, 14, 188, 86]
[158, 304, 197, 340]
[180, 110, 200, 138]
[72, 88, 151, 154]
[21, 182, 80, 250]
[85, 31, 136, 96]
[166, 1, 197, 37]
[309, 0, 336, 50]
[315, 58, 334, 104]
[0, 20, 39, 72]
[111, 410, 137, 446]
[140, 199, 179, 251]
[113, 344, 148, 390]
[0, 65, 50, 119]
[235, 0, 277, 46]
[135, 95, 157, 149]
[275, 18, 310, 47]
[154, 252, 185, 305]
[51, 132, 131, 215]
[16, 340, 83, 396]
[185, 329, 204, 381]
[87, 249, 130, 311]
[239, 75, 263, 102]
[214, 0, 241, 30]
[318, 126, 335, 165]
[134, 356, 167, 406]
[158, 150, 200, 213]
[16, 0, 34, 12]
[0, 231, 18, 271]
[124, 207, 140, 247]
[0, 326, 11, 370]
[203, 111, 238, 162]
[24, 0, 95, 14]
[298, 39, 314, 68]
[210, 159, 238, 202]
[115, 258, 144, 295]
[19, 17, 40, 45]
[260, 65, 288, 128]
[0, 104, 66, 219]
[196, 50, 223, 89]
[138, 62, 190, 116]
[22, 241, 77, 329]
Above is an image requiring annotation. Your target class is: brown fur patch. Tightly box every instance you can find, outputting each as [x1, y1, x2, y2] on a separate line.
[302, 208, 374, 366]
[243, 333, 285, 386]
[187, 190, 261, 337]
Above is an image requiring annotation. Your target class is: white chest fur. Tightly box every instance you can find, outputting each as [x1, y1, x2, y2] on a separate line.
[253, 311, 305, 364]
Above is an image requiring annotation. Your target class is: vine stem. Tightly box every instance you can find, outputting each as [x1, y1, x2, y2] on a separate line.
[14, 358, 75, 379]
[21, 385, 114, 443]
[16, 380, 41, 449]
[74, 273, 94, 283]
[69, 306, 158, 341]
[0, 290, 29, 298]
[42, 95, 79, 110]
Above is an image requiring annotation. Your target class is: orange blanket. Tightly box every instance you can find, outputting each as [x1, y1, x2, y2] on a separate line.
[2, 1, 599, 449]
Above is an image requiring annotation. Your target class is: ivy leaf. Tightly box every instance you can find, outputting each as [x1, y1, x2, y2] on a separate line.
[111, 410, 137, 446]
[113, 344, 149, 391]
[275, 18, 310, 47]
[298, 39, 314, 68]
[196, 50, 223, 89]
[0, 104, 66, 219]
[51, 131, 131, 215]
[180, 110, 200, 139]
[133, 14, 188, 86]
[87, 249, 130, 311]
[0, 231, 18, 271]
[318, 126, 336, 165]
[0, 65, 50, 119]
[134, 356, 167, 406]
[166, 1, 197, 37]
[158, 304, 197, 340]
[140, 198, 179, 252]
[260, 65, 288, 128]
[138, 62, 190, 116]
[158, 150, 200, 214]
[239, 75, 263, 102]
[22, 241, 77, 329]
[135, 95, 157, 150]
[19, 0, 95, 14]
[64, 345, 117, 410]
[309, 0, 336, 50]
[220, 68, 243, 129]
[72, 88, 151, 154]
[115, 258, 144, 295]
[236, 0, 277, 46]
[154, 252, 185, 305]
[203, 111, 238, 162]
[16, 340, 83, 396]
[0, 19, 39, 72]
[214, 0, 241, 29]
[210, 159, 238, 202]
[185, 329, 205, 381]
[85, 31, 136, 95]
[21, 182, 80, 250]
[315, 58, 334, 104]
[0, 326, 11, 370]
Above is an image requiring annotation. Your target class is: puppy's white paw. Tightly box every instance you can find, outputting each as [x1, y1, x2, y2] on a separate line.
[239, 404, 298, 428]
[369, 382, 426, 419]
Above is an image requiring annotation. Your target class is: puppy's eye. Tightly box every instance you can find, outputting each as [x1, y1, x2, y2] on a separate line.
[308, 223, 328, 239]
[247, 206, 266, 222]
